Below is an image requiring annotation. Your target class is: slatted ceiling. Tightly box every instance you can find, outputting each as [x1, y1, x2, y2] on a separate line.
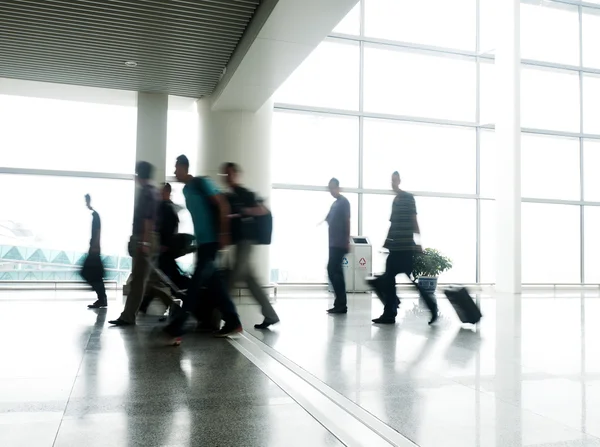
[0, 0, 262, 98]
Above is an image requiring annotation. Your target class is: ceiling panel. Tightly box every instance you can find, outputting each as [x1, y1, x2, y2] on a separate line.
[0, 0, 262, 98]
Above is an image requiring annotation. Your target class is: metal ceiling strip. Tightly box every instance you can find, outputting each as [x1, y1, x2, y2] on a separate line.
[0, 3, 247, 41]
[0, 16, 242, 49]
[0, 59, 222, 85]
[0, 45, 227, 75]
[170, 0, 260, 9]
[10, 0, 253, 30]
[113, 0, 258, 15]
[0, 36, 232, 67]
[40, 0, 256, 21]
[0, 30, 233, 63]
[0, 30, 237, 59]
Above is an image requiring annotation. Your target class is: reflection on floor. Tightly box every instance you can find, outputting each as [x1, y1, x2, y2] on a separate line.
[1, 291, 600, 446]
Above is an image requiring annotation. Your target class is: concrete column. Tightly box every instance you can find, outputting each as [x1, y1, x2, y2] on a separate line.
[135, 92, 168, 183]
[495, 0, 521, 294]
[197, 97, 274, 284]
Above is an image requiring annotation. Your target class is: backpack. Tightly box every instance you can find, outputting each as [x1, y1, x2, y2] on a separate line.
[254, 201, 273, 245]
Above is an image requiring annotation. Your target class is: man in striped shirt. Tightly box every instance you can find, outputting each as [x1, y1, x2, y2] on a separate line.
[371, 171, 438, 325]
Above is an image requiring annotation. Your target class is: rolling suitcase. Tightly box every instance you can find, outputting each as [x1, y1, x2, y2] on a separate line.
[444, 286, 482, 324]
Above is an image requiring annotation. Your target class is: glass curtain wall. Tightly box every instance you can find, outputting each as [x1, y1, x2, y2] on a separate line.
[0, 88, 137, 283]
[271, 0, 600, 285]
[0, 88, 196, 284]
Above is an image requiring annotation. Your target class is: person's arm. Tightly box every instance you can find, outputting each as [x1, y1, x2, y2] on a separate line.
[139, 189, 157, 254]
[210, 193, 231, 248]
[412, 215, 420, 235]
[141, 218, 153, 253]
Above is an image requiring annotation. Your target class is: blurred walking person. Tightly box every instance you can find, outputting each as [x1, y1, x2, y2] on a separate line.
[109, 161, 159, 326]
[369, 171, 438, 325]
[222, 162, 279, 329]
[325, 178, 350, 314]
[83, 194, 107, 309]
[163, 155, 242, 338]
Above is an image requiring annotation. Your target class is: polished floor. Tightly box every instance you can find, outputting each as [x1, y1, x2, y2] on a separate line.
[2, 289, 600, 446]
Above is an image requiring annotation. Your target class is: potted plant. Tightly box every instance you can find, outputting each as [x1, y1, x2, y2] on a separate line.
[412, 248, 452, 293]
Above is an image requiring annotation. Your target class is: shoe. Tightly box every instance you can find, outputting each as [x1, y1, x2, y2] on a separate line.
[214, 324, 243, 338]
[108, 318, 133, 326]
[372, 316, 396, 325]
[327, 307, 347, 314]
[254, 318, 280, 330]
[429, 311, 439, 325]
[88, 301, 107, 309]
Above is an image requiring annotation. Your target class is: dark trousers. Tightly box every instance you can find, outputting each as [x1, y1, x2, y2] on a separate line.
[166, 243, 240, 335]
[328, 247, 347, 310]
[376, 251, 437, 318]
[82, 251, 106, 303]
[90, 280, 107, 303]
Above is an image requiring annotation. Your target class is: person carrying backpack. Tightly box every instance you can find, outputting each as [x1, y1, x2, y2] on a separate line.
[162, 155, 242, 338]
[221, 162, 279, 329]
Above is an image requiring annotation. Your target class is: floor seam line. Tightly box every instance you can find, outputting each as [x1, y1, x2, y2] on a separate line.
[227, 337, 351, 447]
[231, 332, 418, 447]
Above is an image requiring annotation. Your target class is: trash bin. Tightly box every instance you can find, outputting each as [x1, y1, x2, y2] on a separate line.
[327, 236, 372, 293]
[351, 236, 372, 292]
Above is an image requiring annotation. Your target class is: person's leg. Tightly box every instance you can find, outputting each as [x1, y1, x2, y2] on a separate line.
[165, 243, 225, 336]
[226, 243, 244, 292]
[113, 250, 151, 324]
[236, 242, 279, 327]
[328, 247, 347, 312]
[91, 280, 107, 304]
[373, 252, 402, 323]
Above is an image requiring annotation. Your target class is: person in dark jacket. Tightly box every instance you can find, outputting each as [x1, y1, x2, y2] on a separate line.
[83, 194, 107, 309]
[222, 162, 279, 329]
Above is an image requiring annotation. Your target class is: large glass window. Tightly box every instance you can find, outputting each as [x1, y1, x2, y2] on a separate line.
[479, 130, 497, 199]
[270, 190, 358, 283]
[274, 39, 359, 111]
[520, 1, 580, 66]
[521, 134, 580, 201]
[0, 94, 136, 174]
[364, 0, 476, 51]
[479, 200, 496, 283]
[584, 206, 600, 283]
[582, 7, 600, 69]
[364, 46, 476, 122]
[522, 203, 580, 283]
[270, 0, 600, 285]
[582, 74, 600, 135]
[479, 60, 496, 126]
[332, 2, 361, 35]
[583, 140, 600, 202]
[521, 66, 580, 132]
[362, 119, 476, 194]
[166, 96, 198, 174]
[0, 174, 134, 257]
[479, 0, 497, 55]
[272, 111, 359, 187]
